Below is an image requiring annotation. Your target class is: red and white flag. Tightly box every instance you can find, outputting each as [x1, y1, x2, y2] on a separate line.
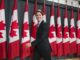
[8, 0, 20, 59]
[0, 0, 6, 59]
[48, 3, 57, 56]
[42, 0, 46, 23]
[31, 0, 38, 43]
[69, 7, 77, 55]
[76, 7, 80, 56]
[63, 6, 70, 56]
[30, 0, 38, 58]
[20, 0, 31, 59]
[56, 4, 63, 57]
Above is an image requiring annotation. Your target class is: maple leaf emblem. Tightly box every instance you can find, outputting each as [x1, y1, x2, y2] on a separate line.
[11, 21, 18, 29]
[10, 21, 18, 37]
[63, 26, 69, 38]
[31, 22, 38, 38]
[56, 26, 62, 38]
[22, 22, 29, 38]
[23, 22, 29, 30]
[0, 32, 3, 38]
[76, 29, 80, 38]
[0, 21, 5, 30]
[49, 26, 55, 38]
[22, 30, 27, 38]
[63, 32, 68, 38]
[70, 27, 75, 38]
[10, 29, 17, 37]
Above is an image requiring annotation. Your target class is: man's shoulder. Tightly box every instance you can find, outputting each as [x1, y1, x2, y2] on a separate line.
[43, 22, 48, 26]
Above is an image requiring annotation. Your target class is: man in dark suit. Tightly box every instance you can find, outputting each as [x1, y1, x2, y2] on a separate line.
[26, 9, 51, 60]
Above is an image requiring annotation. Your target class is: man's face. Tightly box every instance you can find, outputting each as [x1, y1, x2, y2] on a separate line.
[36, 12, 43, 22]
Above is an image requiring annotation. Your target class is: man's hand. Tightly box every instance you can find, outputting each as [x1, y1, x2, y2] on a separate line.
[26, 43, 31, 48]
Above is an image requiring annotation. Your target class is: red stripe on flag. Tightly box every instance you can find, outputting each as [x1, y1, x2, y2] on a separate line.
[70, 42, 77, 54]
[20, 0, 31, 59]
[49, 3, 57, 56]
[63, 5, 70, 56]
[76, 8, 80, 56]
[8, 40, 20, 60]
[0, 0, 6, 59]
[56, 4, 63, 57]
[50, 42, 57, 56]
[20, 41, 31, 60]
[70, 7, 77, 54]
[30, 0, 38, 59]
[77, 44, 80, 56]
[0, 42, 6, 59]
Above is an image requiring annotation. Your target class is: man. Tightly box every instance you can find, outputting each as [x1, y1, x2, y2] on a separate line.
[27, 9, 51, 60]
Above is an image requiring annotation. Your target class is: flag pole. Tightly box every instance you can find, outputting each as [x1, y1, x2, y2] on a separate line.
[35, 0, 37, 10]
[58, 0, 60, 5]
[52, 0, 54, 6]
[27, 0, 28, 3]
[36, 0, 37, 5]
[58, 0, 60, 13]
[43, 0, 46, 14]
[71, 1, 73, 9]
[65, 0, 67, 11]
[44, 0, 45, 6]
[34, 0, 37, 14]
[0, 0, 1, 4]
[66, 0, 67, 5]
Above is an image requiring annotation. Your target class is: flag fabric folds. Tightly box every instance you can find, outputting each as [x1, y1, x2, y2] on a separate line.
[48, 3, 57, 56]
[69, 7, 77, 55]
[42, 0, 46, 23]
[0, 0, 80, 59]
[56, 4, 63, 57]
[8, 0, 20, 59]
[76, 7, 80, 56]
[63, 5, 70, 56]
[30, 0, 38, 58]
[20, 0, 31, 59]
[0, 0, 6, 59]
[30, 0, 38, 43]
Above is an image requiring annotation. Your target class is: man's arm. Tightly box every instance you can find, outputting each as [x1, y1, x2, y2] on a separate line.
[31, 23, 49, 46]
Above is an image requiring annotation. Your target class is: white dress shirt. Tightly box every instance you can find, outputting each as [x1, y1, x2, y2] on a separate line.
[38, 20, 43, 27]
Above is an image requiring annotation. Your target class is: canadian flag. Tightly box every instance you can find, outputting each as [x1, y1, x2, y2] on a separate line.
[69, 7, 77, 55]
[0, 0, 6, 59]
[56, 4, 63, 57]
[8, 0, 20, 59]
[63, 5, 70, 56]
[48, 3, 57, 56]
[42, 0, 46, 23]
[20, 0, 31, 60]
[76, 7, 80, 56]
[30, 0, 38, 58]
[31, 0, 38, 43]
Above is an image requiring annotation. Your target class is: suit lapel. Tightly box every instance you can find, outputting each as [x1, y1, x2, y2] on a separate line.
[36, 21, 44, 35]
[38, 21, 44, 28]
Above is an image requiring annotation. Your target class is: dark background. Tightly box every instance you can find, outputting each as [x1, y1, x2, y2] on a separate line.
[5, 0, 78, 60]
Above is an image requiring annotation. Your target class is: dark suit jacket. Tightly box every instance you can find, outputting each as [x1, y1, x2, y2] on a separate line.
[31, 21, 51, 53]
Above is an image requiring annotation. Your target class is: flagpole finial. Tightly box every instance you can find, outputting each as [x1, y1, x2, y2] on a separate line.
[65, 0, 67, 5]
[79, 5, 80, 8]
[58, 0, 59, 3]
[58, 0, 60, 6]
[71, 1, 73, 6]
[52, 0, 54, 2]
[78, 1, 80, 8]
[52, 0, 54, 5]
[35, 0, 37, 3]
[44, 0, 45, 4]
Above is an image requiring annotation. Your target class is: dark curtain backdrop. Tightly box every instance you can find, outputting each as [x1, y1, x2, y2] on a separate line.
[5, 0, 78, 60]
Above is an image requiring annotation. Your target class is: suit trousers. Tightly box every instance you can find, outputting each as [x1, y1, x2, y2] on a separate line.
[32, 49, 51, 60]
